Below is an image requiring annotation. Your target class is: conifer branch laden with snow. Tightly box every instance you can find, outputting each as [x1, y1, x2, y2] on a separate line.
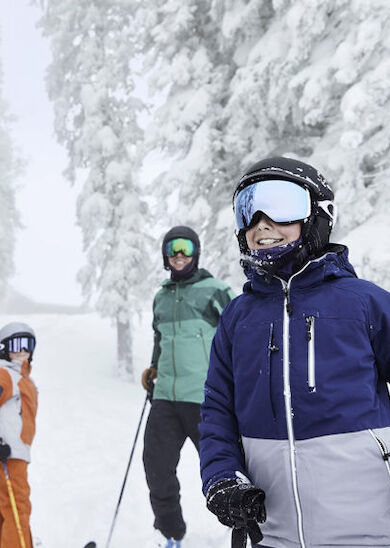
[0, 32, 19, 302]
[40, 1, 147, 379]
[138, 0, 390, 290]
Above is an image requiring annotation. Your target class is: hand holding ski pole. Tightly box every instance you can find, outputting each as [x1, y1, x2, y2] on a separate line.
[206, 478, 266, 548]
[0, 438, 10, 462]
[141, 367, 157, 402]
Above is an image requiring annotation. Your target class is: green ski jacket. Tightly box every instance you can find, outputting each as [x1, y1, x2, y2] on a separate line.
[151, 268, 235, 403]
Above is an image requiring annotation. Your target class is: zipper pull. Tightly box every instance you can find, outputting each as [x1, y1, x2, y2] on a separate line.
[284, 287, 292, 315]
[306, 316, 313, 341]
[306, 315, 316, 393]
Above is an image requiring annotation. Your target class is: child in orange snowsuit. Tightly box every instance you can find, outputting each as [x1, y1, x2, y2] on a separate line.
[0, 322, 38, 548]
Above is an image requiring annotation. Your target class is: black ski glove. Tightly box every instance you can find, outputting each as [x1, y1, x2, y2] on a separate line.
[0, 439, 11, 462]
[206, 478, 266, 548]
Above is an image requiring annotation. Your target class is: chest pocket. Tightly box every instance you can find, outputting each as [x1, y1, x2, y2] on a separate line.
[232, 321, 281, 417]
[306, 315, 316, 392]
[290, 314, 373, 395]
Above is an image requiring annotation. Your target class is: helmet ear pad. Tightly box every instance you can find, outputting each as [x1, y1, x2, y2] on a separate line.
[301, 206, 333, 258]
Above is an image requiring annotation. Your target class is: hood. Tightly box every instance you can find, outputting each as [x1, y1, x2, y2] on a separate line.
[244, 244, 356, 295]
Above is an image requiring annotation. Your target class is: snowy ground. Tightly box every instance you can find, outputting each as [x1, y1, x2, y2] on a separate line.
[0, 312, 230, 547]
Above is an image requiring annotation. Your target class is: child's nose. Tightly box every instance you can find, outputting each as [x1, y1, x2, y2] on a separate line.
[255, 213, 272, 229]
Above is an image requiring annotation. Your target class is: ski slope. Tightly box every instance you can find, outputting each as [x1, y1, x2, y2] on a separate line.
[0, 312, 229, 547]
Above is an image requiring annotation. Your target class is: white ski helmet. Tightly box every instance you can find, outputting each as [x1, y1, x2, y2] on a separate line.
[0, 322, 36, 362]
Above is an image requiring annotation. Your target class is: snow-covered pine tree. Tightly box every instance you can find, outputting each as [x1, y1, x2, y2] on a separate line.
[134, 0, 244, 284]
[221, 0, 390, 286]
[40, 0, 147, 379]
[0, 34, 19, 301]
[138, 0, 390, 290]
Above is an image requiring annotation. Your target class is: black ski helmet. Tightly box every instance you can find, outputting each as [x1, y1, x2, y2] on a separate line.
[162, 225, 201, 270]
[233, 156, 336, 273]
[0, 321, 36, 363]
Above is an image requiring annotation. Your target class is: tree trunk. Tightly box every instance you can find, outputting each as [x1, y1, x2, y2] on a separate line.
[116, 318, 134, 381]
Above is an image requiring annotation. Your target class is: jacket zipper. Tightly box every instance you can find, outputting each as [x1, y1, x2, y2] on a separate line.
[306, 316, 316, 392]
[267, 322, 277, 420]
[369, 429, 390, 479]
[172, 287, 177, 337]
[171, 286, 179, 401]
[199, 328, 209, 365]
[277, 252, 335, 548]
[280, 266, 310, 548]
[171, 339, 177, 401]
[176, 285, 182, 328]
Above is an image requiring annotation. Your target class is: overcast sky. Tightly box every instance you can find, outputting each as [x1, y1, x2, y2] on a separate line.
[0, 1, 84, 306]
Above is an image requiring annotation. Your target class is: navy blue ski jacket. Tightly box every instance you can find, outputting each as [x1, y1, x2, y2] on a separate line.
[199, 247, 390, 547]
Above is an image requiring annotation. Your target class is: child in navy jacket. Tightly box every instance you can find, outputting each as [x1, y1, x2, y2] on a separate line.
[200, 157, 390, 548]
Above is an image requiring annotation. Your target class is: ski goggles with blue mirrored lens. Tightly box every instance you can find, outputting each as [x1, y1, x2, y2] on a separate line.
[4, 336, 36, 354]
[165, 238, 195, 257]
[234, 179, 311, 229]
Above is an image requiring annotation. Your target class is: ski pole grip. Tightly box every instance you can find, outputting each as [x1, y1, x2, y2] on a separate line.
[231, 520, 263, 548]
[231, 526, 247, 548]
[146, 378, 154, 402]
[247, 519, 264, 543]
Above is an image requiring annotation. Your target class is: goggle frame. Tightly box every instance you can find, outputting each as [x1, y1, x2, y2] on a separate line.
[3, 335, 36, 354]
[234, 179, 312, 230]
[165, 238, 195, 258]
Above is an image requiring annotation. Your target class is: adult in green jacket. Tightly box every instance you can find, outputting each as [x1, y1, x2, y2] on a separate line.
[142, 225, 234, 548]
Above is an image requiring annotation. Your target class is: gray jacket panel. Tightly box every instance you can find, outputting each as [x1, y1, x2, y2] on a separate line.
[243, 427, 390, 547]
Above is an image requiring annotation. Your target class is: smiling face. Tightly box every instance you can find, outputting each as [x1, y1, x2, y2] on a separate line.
[168, 252, 193, 271]
[245, 214, 301, 250]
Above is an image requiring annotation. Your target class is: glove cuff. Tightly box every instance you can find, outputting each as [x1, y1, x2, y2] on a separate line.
[207, 478, 238, 504]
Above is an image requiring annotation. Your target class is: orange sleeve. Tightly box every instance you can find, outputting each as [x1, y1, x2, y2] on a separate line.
[19, 377, 38, 445]
[0, 369, 13, 407]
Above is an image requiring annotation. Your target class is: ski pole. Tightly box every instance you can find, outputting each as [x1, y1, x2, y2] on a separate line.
[105, 392, 149, 548]
[1, 460, 27, 548]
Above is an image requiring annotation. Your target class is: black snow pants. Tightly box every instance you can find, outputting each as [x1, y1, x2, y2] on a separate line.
[143, 399, 201, 540]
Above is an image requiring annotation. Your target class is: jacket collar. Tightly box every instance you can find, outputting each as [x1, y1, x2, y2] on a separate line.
[244, 245, 357, 296]
[162, 268, 213, 288]
[0, 358, 31, 377]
